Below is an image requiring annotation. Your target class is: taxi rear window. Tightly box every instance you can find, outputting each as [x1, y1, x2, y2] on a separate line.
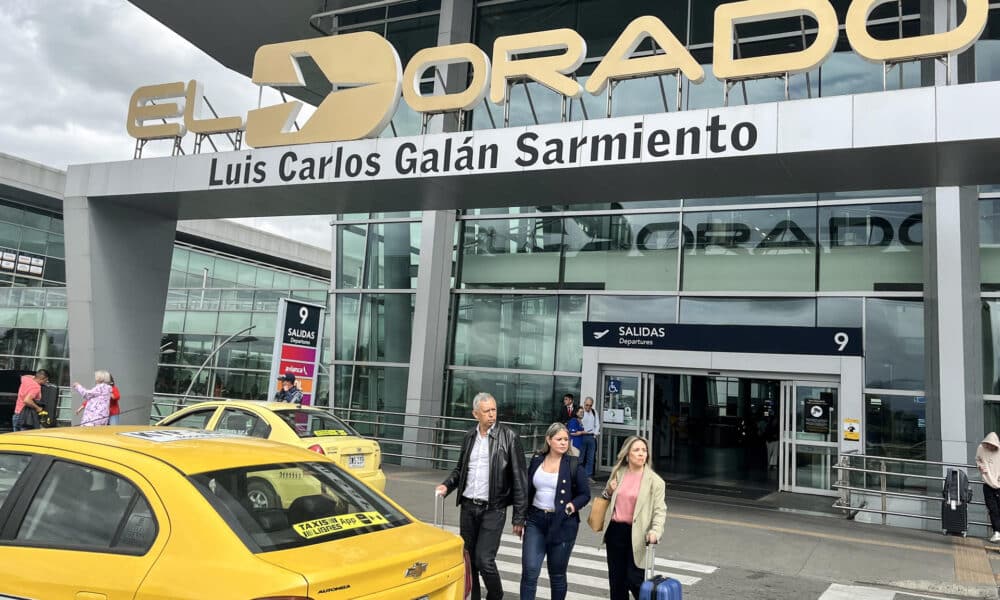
[190, 461, 408, 553]
[274, 409, 360, 439]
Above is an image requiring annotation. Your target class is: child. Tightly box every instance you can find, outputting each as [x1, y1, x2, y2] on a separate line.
[74, 370, 113, 427]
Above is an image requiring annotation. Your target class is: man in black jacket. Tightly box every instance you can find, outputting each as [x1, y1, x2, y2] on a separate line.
[436, 392, 528, 600]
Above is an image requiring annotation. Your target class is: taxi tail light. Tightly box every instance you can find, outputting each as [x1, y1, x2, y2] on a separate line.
[463, 549, 473, 600]
[307, 444, 326, 455]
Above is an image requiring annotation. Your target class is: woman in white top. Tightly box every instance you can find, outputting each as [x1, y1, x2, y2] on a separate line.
[519, 422, 591, 600]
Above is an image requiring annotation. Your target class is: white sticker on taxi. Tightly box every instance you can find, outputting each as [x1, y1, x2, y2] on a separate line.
[119, 430, 237, 442]
[292, 511, 389, 539]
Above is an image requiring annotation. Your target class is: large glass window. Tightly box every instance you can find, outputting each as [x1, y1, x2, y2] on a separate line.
[865, 299, 924, 390]
[865, 393, 926, 460]
[983, 299, 1000, 394]
[819, 203, 922, 291]
[452, 295, 558, 370]
[449, 369, 558, 424]
[460, 218, 562, 288]
[356, 294, 414, 363]
[562, 214, 680, 291]
[981, 199, 1000, 285]
[681, 207, 817, 292]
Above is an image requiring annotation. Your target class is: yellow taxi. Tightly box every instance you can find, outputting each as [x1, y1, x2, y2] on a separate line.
[0, 426, 470, 600]
[156, 400, 386, 496]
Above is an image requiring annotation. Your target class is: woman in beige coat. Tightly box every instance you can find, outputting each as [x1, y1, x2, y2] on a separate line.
[976, 432, 1000, 542]
[599, 435, 666, 600]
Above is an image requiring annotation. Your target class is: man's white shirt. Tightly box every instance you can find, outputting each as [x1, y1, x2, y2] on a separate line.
[582, 409, 600, 435]
[463, 424, 493, 501]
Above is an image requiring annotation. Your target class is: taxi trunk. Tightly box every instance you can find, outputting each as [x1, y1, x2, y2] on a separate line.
[258, 522, 468, 599]
[314, 438, 381, 481]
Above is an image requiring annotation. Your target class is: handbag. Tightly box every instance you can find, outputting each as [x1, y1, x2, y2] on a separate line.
[587, 495, 610, 532]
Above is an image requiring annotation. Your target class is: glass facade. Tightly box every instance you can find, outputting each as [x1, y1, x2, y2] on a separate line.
[0, 198, 331, 418]
[463, 0, 932, 130]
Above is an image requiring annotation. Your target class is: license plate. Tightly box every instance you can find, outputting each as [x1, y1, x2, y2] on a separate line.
[348, 454, 364, 468]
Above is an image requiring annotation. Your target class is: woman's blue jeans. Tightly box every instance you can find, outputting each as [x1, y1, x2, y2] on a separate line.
[519, 508, 576, 600]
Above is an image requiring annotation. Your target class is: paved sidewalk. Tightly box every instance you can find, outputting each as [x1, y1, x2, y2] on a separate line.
[383, 464, 1000, 600]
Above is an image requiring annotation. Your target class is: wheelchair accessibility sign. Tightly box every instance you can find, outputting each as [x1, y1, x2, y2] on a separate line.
[607, 379, 621, 394]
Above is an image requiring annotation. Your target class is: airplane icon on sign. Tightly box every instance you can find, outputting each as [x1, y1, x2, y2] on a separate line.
[593, 329, 610, 340]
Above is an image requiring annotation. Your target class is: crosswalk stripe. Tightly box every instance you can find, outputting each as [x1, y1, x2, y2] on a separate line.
[499, 575, 605, 600]
[495, 546, 702, 586]
[495, 559, 614, 592]
[443, 524, 716, 577]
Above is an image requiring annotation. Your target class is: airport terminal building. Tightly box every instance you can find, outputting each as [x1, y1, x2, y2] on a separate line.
[20, 0, 1000, 499]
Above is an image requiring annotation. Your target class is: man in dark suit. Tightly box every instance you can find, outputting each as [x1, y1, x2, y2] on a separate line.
[558, 393, 576, 424]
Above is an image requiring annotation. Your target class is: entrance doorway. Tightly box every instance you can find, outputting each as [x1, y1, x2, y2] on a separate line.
[597, 369, 839, 497]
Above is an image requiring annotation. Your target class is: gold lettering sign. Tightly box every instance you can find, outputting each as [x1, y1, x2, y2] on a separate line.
[184, 80, 244, 135]
[126, 6, 999, 149]
[126, 82, 186, 140]
[713, 0, 839, 80]
[246, 32, 402, 147]
[490, 29, 587, 104]
[586, 16, 704, 94]
[846, 0, 988, 62]
[402, 44, 490, 113]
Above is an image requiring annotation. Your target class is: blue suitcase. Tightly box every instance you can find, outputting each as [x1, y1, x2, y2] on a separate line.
[639, 544, 682, 600]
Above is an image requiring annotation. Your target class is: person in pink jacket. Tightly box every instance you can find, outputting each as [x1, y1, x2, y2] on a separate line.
[73, 370, 113, 427]
[977, 432, 1000, 543]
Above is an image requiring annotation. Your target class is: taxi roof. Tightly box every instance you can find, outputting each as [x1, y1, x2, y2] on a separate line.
[3, 426, 321, 474]
[184, 400, 330, 412]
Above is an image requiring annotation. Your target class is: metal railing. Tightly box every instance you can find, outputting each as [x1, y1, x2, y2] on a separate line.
[145, 398, 552, 469]
[834, 452, 988, 530]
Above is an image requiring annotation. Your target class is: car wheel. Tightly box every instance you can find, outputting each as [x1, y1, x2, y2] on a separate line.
[247, 478, 278, 510]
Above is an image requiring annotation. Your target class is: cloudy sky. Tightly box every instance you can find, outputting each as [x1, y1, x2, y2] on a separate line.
[0, 0, 331, 249]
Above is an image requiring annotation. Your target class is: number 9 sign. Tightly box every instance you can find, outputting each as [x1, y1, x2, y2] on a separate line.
[299, 306, 309, 324]
[834, 332, 849, 352]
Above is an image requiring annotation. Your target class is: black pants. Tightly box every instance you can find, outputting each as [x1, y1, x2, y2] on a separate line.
[984, 484, 1000, 532]
[460, 501, 507, 600]
[605, 520, 644, 600]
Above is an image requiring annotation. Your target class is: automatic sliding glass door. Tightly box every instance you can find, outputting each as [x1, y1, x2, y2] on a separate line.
[780, 381, 839, 496]
[597, 370, 652, 473]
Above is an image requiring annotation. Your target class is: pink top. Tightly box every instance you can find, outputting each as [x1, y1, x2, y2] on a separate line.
[612, 469, 642, 523]
[14, 375, 40, 415]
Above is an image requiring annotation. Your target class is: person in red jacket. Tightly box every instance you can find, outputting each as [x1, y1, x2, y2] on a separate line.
[108, 373, 121, 425]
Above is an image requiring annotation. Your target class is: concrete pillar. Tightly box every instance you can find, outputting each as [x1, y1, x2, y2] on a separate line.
[923, 186, 982, 465]
[401, 0, 474, 465]
[64, 195, 177, 424]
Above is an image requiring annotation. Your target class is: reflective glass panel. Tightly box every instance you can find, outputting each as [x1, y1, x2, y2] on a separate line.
[452, 295, 558, 371]
[682, 207, 817, 292]
[865, 299, 924, 390]
[555, 295, 586, 373]
[335, 294, 360, 361]
[589, 295, 677, 323]
[562, 214, 679, 291]
[680, 297, 815, 326]
[365, 223, 420, 289]
[356, 294, 414, 363]
[448, 369, 555, 425]
[866, 393, 926, 460]
[819, 203, 922, 291]
[460, 218, 562, 288]
[982, 299, 1000, 394]
[337, 224, 367, 289]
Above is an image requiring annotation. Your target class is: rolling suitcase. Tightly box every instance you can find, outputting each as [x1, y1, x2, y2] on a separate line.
[639, 544, 682, 600]
[941, 468, 972, 537]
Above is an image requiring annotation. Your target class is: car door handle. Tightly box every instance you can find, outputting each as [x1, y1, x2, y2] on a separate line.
[76, 593, 107, 600]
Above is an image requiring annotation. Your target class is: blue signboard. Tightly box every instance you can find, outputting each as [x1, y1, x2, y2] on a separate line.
[607, 379, 621, 394]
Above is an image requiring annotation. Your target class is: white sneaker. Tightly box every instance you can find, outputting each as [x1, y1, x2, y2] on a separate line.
[988, 532, 1000, 543]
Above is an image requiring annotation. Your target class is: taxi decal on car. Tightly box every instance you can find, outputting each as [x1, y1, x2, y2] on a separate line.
[119, 430, 237, 442]
[312, 429, 349, 437]
[292, 511, 390, 539]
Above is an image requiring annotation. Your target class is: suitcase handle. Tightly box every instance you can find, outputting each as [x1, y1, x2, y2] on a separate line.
[434, 490, 445, 529]
[644, 542, 657, 580]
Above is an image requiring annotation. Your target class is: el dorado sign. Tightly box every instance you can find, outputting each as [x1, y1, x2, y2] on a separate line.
[127, 0, 989, 149]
